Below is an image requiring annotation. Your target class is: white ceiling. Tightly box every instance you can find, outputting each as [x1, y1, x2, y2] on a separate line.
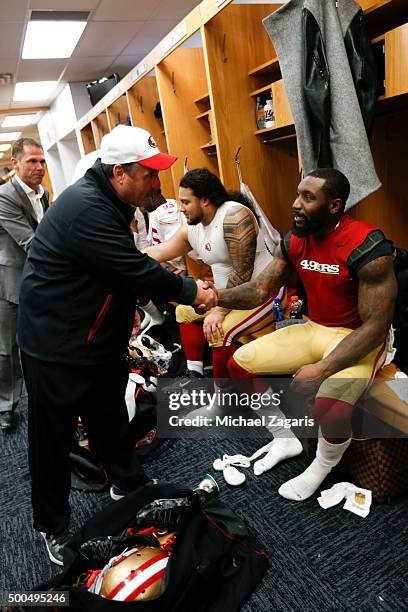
[0, 0, 202, 165]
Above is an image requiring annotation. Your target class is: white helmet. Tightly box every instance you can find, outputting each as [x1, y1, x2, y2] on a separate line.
[128, 334, 172, 376]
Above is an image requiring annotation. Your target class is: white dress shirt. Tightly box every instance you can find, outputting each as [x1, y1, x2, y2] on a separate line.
[14, 175, 45, 223]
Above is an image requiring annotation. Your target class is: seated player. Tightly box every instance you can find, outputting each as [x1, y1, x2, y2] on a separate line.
[213, 168, 396, 500]
[145, 168, 285, 383]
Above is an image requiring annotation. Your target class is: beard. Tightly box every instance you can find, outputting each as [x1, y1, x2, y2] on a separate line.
[292, 216, 323, 237]
[184, 209, 203, 225]
[186, 216, 201, 225]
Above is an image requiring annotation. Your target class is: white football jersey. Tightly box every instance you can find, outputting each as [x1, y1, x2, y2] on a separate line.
[187, 201, 273, 288]
[149, 199, 187, 273]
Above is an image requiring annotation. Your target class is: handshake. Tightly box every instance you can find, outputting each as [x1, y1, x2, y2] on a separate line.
[193, 279, 218, 313]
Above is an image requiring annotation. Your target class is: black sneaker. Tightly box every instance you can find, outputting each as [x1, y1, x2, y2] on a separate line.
[179, 369, 204, 386]
[110, 484, 129, 501]
[111, 475, 150, 501]
[40, 530, 72, 566]
[163, 370, 206, 395]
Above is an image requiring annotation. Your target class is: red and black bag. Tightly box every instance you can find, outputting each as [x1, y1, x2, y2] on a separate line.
[10, 481, 269, 612]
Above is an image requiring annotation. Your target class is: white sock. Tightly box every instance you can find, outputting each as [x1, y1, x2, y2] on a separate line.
[142, 301, 164, 326]
[278, 435, 351, 501]
[252, 399, 303, 475]
[187, 360, 204, 375]
[253, 438, 303, 475]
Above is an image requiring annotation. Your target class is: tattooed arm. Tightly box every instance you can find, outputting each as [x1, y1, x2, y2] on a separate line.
[292, 255, 397, 391]
[223, 205, 257, 287]
[203, 205, 258, 342]
[216, 242, 291, 310]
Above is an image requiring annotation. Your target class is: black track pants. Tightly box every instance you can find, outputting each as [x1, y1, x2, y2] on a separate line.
[21, 352, 147, 534]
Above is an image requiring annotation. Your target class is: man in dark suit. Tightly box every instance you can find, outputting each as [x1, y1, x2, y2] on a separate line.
[0, 137, 48, 430]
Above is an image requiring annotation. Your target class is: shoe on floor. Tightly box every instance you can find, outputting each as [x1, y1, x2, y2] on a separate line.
[40, 530, 72, 566]
[0, 412, 13, 431]
[180, 369, 204, 384]
[110, 484, 129, 501]
[111, 474, 150, 501]
[161, 369, 207, 396]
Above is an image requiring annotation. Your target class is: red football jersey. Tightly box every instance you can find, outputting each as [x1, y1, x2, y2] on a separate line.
[286, 215, 379, 329]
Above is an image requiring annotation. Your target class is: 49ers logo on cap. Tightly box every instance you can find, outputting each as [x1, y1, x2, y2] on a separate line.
[148, 135, 157, 148]
[205, 243, 211, 251]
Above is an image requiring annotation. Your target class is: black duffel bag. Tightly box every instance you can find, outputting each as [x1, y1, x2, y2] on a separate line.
[10, 481, 269, 612]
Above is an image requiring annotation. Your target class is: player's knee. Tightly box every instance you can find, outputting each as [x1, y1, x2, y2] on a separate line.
[175, 304, 197, 324]
[228, 350, 252, 378]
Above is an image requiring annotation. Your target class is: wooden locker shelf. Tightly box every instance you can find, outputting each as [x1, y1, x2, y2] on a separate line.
[365, 0, 408, 38]
[376, 90, 408, 114]
[80, 122, 96, 154]
[195, 110, 211, 120]
[250, 84, 274, 98]
[91, 112, 109, 148]
[255, 123, 296, 142]
[248, 57, 281, 79]
[372, 33, 386, 44]
[194, 92, 210, 105]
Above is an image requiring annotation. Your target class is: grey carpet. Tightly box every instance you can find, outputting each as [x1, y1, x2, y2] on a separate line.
[1, 396, 408, 611]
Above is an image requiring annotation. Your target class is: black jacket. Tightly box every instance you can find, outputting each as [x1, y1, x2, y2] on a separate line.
[302, 4, 378, 168]
[17, 163, 197, 365]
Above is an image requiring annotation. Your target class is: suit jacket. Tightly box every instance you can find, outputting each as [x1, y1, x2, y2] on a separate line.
[0, 178, 48, 303]
[263, 0, 380, 209]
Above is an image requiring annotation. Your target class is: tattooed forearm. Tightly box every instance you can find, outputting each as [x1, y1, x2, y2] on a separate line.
[218, 282, 269, 309]
[218, 254, 290, 309]
[223, 207, 257, 287]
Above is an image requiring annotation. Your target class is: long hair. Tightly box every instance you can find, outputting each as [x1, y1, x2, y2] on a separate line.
[179, 168, 228, 207]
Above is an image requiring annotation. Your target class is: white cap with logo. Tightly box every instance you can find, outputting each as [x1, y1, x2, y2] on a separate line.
[100, 125, 177, 170]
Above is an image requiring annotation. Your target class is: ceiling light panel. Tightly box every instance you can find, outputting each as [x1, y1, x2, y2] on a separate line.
[13, 81, 58, 101]
[2, 114, 37, 128]
[22, 20, 87, 59]
[0, 132, 21, 142]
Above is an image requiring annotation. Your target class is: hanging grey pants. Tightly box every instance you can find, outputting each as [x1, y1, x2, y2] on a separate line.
[0, 298, 23, 414]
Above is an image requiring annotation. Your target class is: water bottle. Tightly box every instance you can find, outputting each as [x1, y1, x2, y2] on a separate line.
[273, 297, 284, 321]
[264, 98, 275, 128]
[255, 96, 265, 129]
[193, 474, 219, 504]
[289, 295, 302, 319]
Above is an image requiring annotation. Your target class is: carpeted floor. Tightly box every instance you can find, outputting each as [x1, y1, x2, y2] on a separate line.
[1, 395, 408, 611]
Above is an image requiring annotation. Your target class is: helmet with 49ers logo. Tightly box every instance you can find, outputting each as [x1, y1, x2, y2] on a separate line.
[95, 545, 169, 601]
